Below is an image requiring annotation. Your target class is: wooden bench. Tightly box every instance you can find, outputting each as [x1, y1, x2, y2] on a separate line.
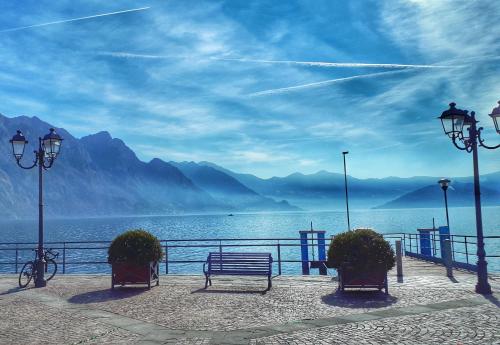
[203, 252, 273, 290]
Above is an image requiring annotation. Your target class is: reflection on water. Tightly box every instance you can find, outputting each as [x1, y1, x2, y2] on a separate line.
[0, 207, 498, 274]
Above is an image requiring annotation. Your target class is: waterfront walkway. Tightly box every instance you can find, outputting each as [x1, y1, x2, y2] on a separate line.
[0, 258, 499, 344]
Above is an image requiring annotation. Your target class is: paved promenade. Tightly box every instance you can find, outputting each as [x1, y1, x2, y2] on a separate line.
[0, 258, 499, 344]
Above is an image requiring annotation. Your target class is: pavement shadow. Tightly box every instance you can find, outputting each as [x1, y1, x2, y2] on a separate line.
[68, 287, 146, 304]
[191, 287, 268, 295]
[484, 294, 500, 308]
[0, 286, 32, 296]
[321, 290, 398, 308]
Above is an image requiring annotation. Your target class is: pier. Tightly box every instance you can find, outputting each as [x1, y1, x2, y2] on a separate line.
[0, 257, 498, 344]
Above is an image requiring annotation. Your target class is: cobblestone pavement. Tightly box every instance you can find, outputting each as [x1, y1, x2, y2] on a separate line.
[0, 258, 498, 344]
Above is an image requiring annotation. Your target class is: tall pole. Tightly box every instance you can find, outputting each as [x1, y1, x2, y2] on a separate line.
[35, 138, 46, 288]
[342, 151, 350, 231]
[443, 188, 450, 230]
[470, 120, 491, 294]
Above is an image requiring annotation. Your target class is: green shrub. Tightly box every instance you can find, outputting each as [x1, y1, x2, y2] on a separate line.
[108, 229, 164, 265]
[327, 228, 395, 272]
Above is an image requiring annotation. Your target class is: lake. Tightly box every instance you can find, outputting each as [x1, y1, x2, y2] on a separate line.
[1, 207, 499, 274]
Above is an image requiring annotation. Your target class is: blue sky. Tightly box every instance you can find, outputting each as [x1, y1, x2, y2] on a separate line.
[1, 0, 499, 178]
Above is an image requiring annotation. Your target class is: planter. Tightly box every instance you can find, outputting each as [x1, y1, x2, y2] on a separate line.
[111, 261, 159, 289]
[338, 265, 388, 294]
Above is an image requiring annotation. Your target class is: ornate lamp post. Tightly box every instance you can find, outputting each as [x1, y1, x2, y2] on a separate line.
[438, 101, 500, 294]
[9, 128, 63, 288]
[438, 178, 451, 230]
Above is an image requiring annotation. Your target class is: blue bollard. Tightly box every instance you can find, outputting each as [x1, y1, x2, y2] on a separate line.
[300, 232, 310, 275]
[418, 229, 432, 256]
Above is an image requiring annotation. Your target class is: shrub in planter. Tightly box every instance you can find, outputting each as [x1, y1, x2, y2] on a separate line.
[327, 228, 395, 293]
[108, 229, 164, 289]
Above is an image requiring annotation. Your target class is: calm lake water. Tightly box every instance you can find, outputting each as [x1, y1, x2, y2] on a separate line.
[1, 207, 499, 274]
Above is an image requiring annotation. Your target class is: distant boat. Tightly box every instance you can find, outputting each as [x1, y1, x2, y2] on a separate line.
[228, 214, 234, 216]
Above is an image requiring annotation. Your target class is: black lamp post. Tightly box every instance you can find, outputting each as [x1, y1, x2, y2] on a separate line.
[438, 101, 500, 294]
[9, 128, 63, 288]
[342, 151, 350, 231]
[438, 178, 451, 229]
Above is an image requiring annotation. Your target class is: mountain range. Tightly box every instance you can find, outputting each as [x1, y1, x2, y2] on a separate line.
[0, 113, 498, 219]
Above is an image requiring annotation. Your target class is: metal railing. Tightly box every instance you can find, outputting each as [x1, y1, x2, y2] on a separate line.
[400, 233, 500, 272]
[0, 233, 498, 275]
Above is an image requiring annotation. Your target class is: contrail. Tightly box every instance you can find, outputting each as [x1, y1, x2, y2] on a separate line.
[99, 52, 171, 59]
[0, 7, 150, 33]
[98, 52, 452, 70]
[213, 57, 450, 69]
[248, 70, 410, 96]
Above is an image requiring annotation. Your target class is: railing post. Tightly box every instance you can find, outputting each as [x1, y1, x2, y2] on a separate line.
[409, 234, 412, 253]
[431, 233, 436, 256]
[277, 242, 282, 275]
[15, 244, 18, 274]
[219, 240, 223, 254]
[402, 234, 406, 256]
[464, 236, 469, 264]
[62, 243, 66, 274]
[451, 235, 455, 261]
[416, 234, 419, 254]
[165, 242, 169, 275]
[396, 240, 403, 278]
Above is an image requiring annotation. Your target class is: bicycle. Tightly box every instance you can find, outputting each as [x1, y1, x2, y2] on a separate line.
[18, 248, 59, 288]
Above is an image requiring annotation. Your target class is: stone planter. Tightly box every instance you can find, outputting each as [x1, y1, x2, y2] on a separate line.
[338, 265, 388, 294]
[111, 261, 159, 289]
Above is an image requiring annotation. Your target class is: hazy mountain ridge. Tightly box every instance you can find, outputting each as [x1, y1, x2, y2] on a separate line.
[170, 162, 299, 211]
[0, 114, 298, 219]
[375, 182, 500, 209]
[199, 162, 500, 210]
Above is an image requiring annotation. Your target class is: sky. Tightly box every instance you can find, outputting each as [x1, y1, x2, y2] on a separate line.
[0, 0, 499, 179]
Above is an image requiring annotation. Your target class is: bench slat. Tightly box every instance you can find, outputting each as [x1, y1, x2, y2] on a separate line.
[208, 270, 270, 274]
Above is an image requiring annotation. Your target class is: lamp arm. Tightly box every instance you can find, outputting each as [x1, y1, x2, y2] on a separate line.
[451, 135, 468, 151]
[15, 151, 38, 170]
[477, 129, 500, 150]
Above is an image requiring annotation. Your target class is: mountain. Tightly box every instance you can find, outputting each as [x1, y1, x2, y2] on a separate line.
[1, 113, 498, 219]
[0, 114, 217, 218]
[200, 162, 500, 210]
[375, 182, 500, 209]
[170, 161, 299, 211]
[0, 114, 300, 219]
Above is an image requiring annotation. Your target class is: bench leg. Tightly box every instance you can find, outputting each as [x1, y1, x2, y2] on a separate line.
[267, 275, 272, 290]
[205, 274, 209, 289]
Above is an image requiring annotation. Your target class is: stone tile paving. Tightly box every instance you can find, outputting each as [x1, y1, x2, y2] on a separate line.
[36, 273, 482, 332]
[250, 304, 500, 345]
[0, 294, 139, 345]
[0, 258, 498, 344]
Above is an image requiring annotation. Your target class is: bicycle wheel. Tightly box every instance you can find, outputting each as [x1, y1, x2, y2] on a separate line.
[45, 259, 57, 281]
[19, 261, 34, 288]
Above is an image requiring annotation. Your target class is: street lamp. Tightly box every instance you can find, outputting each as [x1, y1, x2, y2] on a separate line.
[342, 151, 350, 231]
[9, 128, 63, 288]
[490, 101, 500, 134]
[438, 178, 451, 230]
[437, 101, 500, 294]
